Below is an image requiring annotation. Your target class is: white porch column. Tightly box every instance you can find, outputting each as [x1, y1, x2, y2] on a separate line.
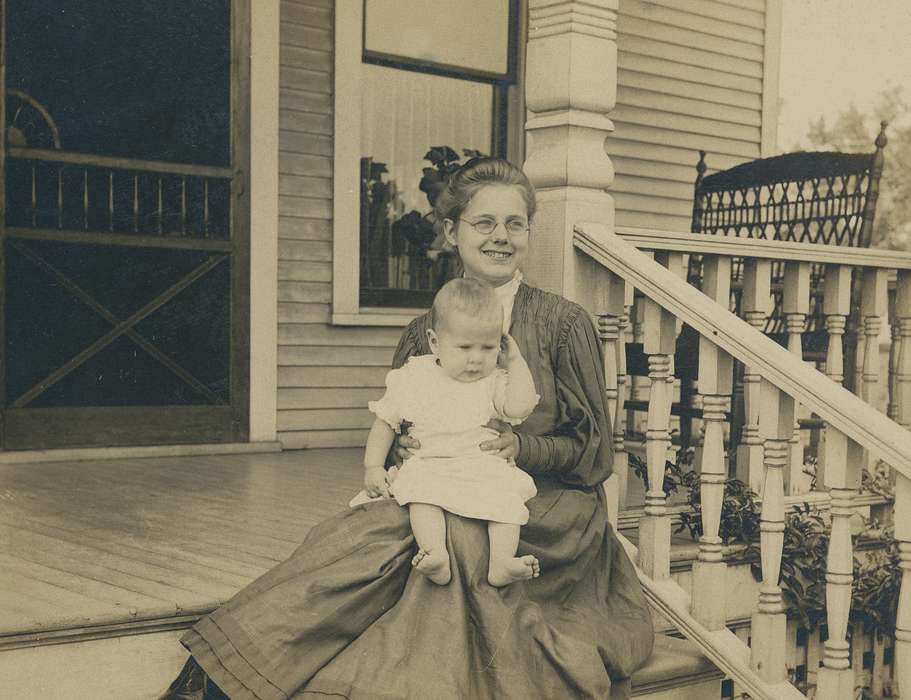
[248, 0, 279, 442]
[522, 0, 618, 305]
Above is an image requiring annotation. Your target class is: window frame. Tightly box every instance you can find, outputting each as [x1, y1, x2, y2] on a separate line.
[331, 0, 523, 326]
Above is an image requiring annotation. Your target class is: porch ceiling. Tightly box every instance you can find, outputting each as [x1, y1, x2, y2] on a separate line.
[0, 449, 362, 643]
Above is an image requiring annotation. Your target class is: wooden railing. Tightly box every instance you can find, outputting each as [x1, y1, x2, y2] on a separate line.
[575, 223, 911, 700]
[4, 147, 233, 251]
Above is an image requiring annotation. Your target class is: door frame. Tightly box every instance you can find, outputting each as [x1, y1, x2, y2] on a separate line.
[0, 0, 254, 450]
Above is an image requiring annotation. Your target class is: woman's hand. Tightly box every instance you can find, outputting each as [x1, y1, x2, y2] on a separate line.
[480, 418, 519, 462]
[364, 466, 390, 498]
[393, 431, 421, 466]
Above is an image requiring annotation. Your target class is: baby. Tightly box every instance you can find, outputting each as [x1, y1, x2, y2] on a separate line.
[362, 278, 541, 587]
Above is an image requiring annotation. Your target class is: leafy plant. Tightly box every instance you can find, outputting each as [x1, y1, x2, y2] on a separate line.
[390, 146, 486, 257]
[746, 502, 830, 630]
[629, 450, 901, 638]
[628, 448, 761, 545]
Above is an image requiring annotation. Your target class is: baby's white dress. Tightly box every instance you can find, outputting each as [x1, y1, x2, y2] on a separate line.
[369, 354, 537, 525]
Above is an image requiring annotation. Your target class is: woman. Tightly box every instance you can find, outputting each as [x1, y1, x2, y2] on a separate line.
[162, 158, 654, 700]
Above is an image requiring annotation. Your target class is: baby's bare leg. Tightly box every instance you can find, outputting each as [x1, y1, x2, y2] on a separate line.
[487, 522, 540, 587]
[409, 504, 451, 585]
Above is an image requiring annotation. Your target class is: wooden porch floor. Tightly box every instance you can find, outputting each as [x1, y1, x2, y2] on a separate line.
[0, 449, 363, 646]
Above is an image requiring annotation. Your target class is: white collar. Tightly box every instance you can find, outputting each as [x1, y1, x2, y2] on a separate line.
[493, 271, 522, 332]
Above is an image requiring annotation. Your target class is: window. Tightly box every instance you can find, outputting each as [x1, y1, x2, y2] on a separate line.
[332, 0, 521, 324]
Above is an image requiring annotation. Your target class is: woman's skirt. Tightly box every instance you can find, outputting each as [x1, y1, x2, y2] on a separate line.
[180, 480, 654, 700]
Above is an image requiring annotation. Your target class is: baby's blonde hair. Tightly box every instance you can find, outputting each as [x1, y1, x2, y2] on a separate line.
[432, 278, 502, 332]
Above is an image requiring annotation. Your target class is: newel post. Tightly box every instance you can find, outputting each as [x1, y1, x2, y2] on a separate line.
[523, 0, 618, 302]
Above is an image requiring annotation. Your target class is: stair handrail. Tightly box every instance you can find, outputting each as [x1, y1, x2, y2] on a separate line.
[574, 223, 911, 476]
[575, 222, 911, 700]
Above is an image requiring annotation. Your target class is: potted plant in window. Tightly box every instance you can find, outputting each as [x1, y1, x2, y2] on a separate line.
[360, 146, 486, 305]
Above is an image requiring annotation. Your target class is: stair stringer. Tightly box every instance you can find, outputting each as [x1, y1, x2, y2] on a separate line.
[618, 533, 805, 700]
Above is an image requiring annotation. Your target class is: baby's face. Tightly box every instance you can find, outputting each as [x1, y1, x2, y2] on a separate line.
[428, 310, 502, 383]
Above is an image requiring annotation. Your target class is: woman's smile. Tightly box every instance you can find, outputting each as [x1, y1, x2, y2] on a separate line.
[444, 185, 530, 286]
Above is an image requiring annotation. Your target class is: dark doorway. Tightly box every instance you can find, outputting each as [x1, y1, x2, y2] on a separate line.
[1, 0, 250, 449]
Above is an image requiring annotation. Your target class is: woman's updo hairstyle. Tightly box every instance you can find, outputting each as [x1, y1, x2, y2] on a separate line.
[433, 157, 536, 226]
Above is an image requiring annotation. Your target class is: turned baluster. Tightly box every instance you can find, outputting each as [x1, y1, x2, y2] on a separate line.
[815, 427, 863, 699]
[637, 292, 677, 580]
[897, 271, 911, 433]
[895, 272, 911, 697]
[629, 295, 647, 434]
[783, 262, 810, 495]
[736, 259, 772, 494]
[658, 252, 686, 439]
[895, 471, 911, 698]
[598, 270, 629, 526]
[691, 256, 733, 630]
[750, 381, 794, 683]
[616, 281, 634, 508]
[816, 265, 854, 489]
[860, 268, 889, 409]
[824, 265, 853, 386]
[888, 285, 900, 423]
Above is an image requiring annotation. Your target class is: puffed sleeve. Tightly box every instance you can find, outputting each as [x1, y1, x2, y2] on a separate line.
[514, 307, 613, 487]
[491, 369, 538, 426]
[367, 366, 408, 431]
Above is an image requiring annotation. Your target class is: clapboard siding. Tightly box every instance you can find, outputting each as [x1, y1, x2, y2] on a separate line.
[618, 53, 762, 93]
[278, 408, 375, 431]
[618, 69, 761, 110]
[278, 217, 331, 241]
[279, 367, 389, 388]
[279, 195, 332, 219]
[281, 109, 333, 135]
[281, 2, 331, 30]
[278, 345, 393, 366]
[278, 260, 332, 282]
[618, 16, 762, 62]
[617, 86, 760, 126]
[616, 35, 761, 79]
[281, 45, 332, 73]
[611, 0, 769, 231]
[278, 302, 331, 324]
[653, 0, 764, 27]
[279, 130, 333, 157]
[622, 0, 764, 43]
[278, 324, 403, 347]
[608, 139, 747, 171]
[273, 0, 775, 449]
[279, 388, 383, 410]
[611, 123, 759, 159]
[279, 174, 332, 199]
[279, 239, 333, 261]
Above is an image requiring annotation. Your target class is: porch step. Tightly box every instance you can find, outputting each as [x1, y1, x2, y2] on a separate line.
[0, 620, 722, 699]
[632, 634, 724, 699]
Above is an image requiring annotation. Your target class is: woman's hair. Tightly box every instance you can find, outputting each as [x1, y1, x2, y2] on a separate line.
[433, 157, 537, 225]
[432, 278, 503, 332]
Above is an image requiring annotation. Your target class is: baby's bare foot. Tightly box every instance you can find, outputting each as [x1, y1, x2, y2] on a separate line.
[412, 547, 451, 585]
[488, 554, 540, 587]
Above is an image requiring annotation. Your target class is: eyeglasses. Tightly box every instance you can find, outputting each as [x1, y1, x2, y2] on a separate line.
[459, 218, 529, 236]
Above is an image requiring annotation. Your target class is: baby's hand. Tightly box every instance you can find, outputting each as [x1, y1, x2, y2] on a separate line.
[364, 466, 390, 498]
[498, 334, 521, 367]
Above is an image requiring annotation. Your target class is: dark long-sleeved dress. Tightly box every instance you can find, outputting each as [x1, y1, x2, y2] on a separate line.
[181, 283, 654, 699]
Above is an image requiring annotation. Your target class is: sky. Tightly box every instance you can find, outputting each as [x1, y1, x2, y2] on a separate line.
[777, 0, 911, 151]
